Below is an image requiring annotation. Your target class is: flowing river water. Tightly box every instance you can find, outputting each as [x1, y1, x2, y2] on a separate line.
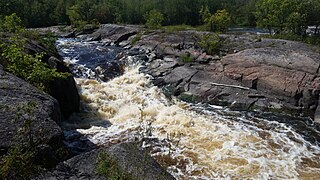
[56, 38, 320, 179]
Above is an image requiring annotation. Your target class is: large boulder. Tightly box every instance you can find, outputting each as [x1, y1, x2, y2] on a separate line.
[34, 143, 175, 180]
[88, 24, 139, 44]
[0, 66, 65, 167]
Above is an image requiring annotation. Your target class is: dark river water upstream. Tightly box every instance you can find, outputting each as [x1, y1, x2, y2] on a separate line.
[56, 38, 320, 179]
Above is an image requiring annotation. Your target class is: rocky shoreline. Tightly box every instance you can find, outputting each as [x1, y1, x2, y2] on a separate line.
[2, 24, 320, 179]
[0, 27, 175, 179]
[56, 24, 320, 123]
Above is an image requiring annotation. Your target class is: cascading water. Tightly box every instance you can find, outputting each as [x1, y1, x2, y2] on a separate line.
[56, 38, 320, 179]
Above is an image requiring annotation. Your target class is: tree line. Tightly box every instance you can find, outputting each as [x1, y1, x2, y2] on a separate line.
[1, 0, 320, 35]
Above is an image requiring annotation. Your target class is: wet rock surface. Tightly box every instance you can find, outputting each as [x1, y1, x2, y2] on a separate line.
[34, 143, 175, 180]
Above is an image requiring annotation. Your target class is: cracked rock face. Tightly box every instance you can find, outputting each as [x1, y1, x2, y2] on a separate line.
[131, 30, 320, 119]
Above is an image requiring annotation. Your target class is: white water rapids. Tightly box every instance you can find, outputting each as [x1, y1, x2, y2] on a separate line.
[58, 39, 320, 179]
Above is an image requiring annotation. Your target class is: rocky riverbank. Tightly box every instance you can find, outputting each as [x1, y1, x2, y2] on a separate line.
[0, 29, 175, 179]
[20, 24, 320, 179]
[0, 33, 82, 178]
[50, 24, 320, 123]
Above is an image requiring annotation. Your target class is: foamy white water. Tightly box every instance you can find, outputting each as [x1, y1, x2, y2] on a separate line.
[65, 66, 320, 179]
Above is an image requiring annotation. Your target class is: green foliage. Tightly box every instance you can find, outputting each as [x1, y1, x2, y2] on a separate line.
[285, 12, 305, 35]
[0, 36, 69, 91]
[144, 10, 164, 29]
[0, 14, 70, 92]
[199, 5, 211, 24]
[199, 8, 231, 33]
[180, 54, 193, 63]
[0, 0, 319, 32]
[96, 151, 135, 180]
[67, 2, 101, 31]
[131, 33, 142, 45]
[210, 9, 231, 33]
[0, 145, 40, 180]
[162, 25, 195, 32]
[196, 34, 221, 55]
[67, 5, 83, 25]
[0, 13, 23, 33]
[254, 0, 317, 35]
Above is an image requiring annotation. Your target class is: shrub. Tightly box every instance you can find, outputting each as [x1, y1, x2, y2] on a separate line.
[210, 9, 231, 33]
[144, 10, 164, 29]
[1, 36, 69, 91]
[0, 14, 70, 92]
[196, 34, 221, 55]
[199, 8, 231, 32]
[131, 33, 142, 45]
[180, 54, 193, 63]
[0, 13, 23, 34]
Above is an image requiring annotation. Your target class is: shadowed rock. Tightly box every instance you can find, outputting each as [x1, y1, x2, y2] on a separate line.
[34, 143, 175, 180]
[24, 38, 80, 118]
[0, 66, 65, 167]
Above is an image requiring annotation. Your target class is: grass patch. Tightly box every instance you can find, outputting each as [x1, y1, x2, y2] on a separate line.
[180, 53, 193, 63]
[162, 24, 195, 32]
[96, 151, 135, 180]
[0, 145, 41, 180]
[131, 33, 142, 45]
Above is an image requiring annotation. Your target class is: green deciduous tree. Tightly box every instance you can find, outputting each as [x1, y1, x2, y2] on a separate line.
[255, 0, 311, 35]
[0, 13, 23, 33]
[210, 9, 231, 32]
[200, 5, 211, 24]
[144, 10, 164, 29]
[0, 14, 69, 91]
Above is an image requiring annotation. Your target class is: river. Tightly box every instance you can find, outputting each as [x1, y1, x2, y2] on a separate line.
[56, 38, 320, 179]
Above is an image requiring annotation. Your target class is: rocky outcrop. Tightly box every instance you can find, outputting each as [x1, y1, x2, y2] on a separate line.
[34, 143, 175, 180]
[25, 38, 80, 117]
[125, 30, 320, 119]
[0, 65, 65, 167]
[71, 24, 320, 119]
[87, 24, 140, 44]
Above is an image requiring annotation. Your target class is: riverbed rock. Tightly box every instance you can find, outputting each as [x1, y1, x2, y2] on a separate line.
[87, 24, 140, 44]
[34, 142, 175, 180]
[0, 66, 65, 167]
[128, 30, 320, 119]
